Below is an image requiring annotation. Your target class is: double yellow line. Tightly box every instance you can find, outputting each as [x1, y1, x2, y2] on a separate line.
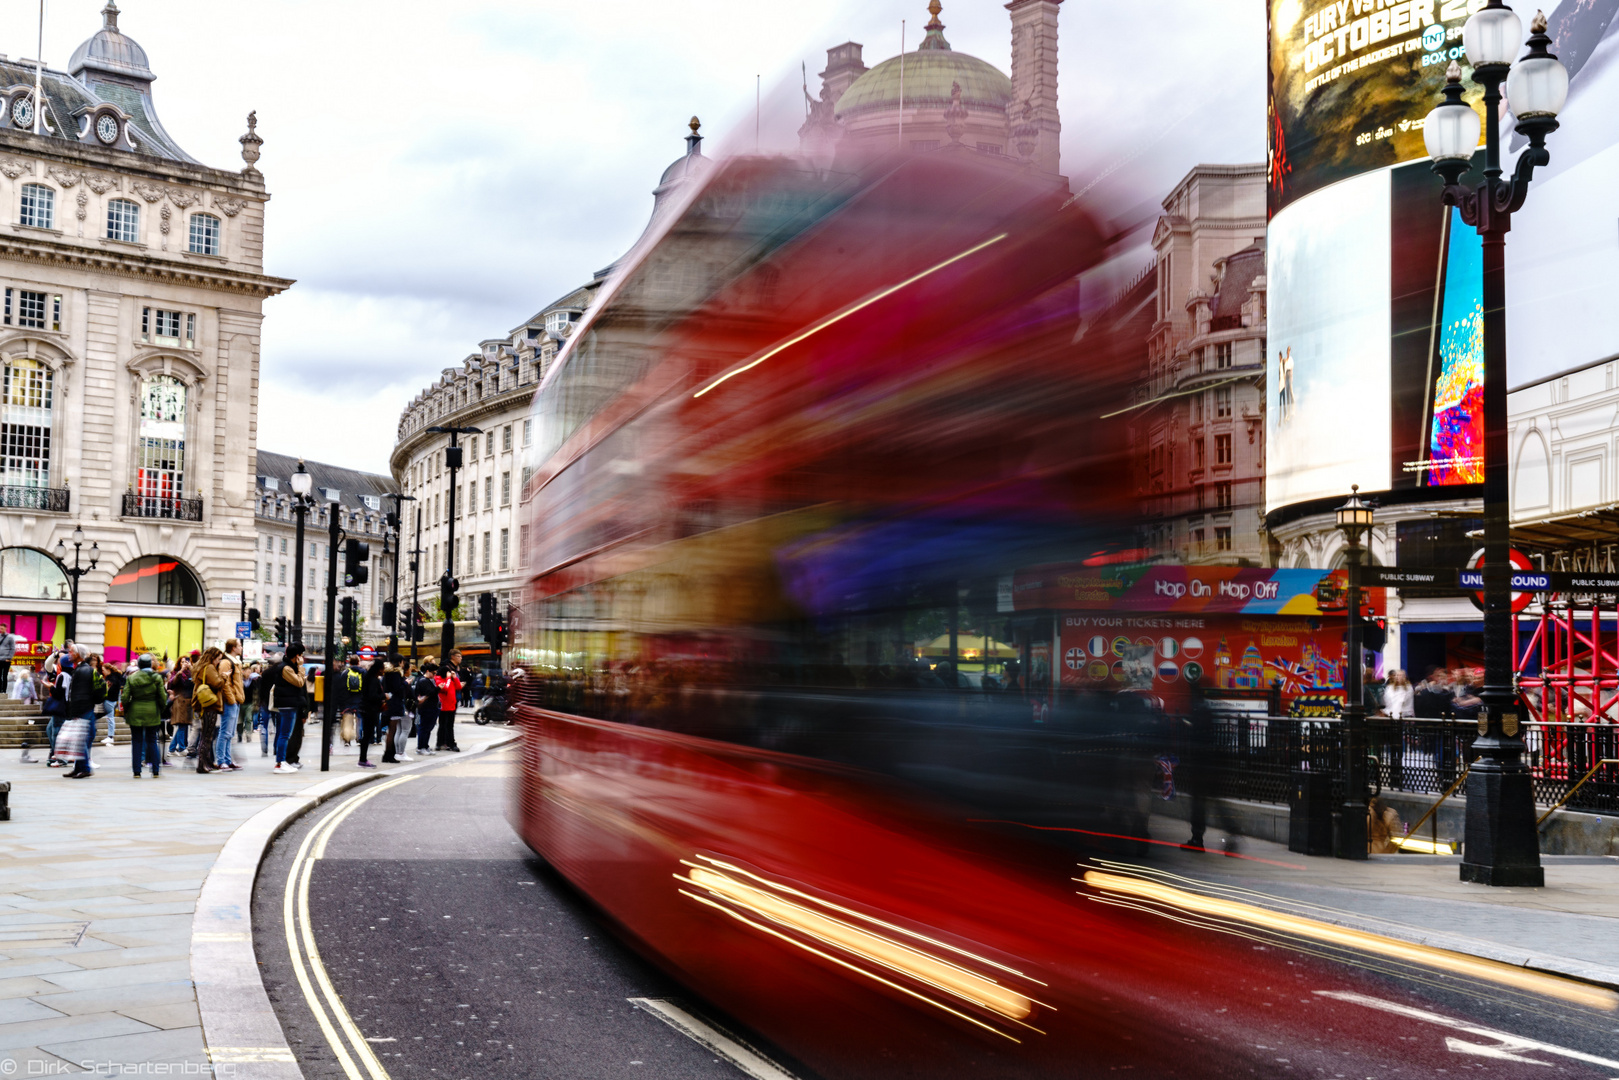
[283, 776, 418, 1080]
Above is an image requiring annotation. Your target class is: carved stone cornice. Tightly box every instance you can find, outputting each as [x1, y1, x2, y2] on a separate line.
[389, 384, 536, 473]
[0, 233, 294, 299]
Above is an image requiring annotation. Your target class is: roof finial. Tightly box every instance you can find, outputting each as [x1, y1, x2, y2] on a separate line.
[239, 111, 263, 173]
[686, 116, 703, 157]
[919, 1, 951, 50]
[102, 0, 119, 30]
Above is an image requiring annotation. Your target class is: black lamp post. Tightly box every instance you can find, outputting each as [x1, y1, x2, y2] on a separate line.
[1334, 487, 1374, 860]
[53, 525, 98, 642]
[1423, 2, 1566, 887]
[383, 492, 416, 656]
[288, 460, 314, 650]
[426, 425, 481, 662]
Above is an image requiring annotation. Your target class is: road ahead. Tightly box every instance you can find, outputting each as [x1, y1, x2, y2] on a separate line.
[252, 749, 801, 1080]
[252, 745, 1619, 1080]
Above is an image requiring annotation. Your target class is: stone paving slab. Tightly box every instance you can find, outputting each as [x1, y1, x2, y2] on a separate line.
[0, 712, 510, 1075]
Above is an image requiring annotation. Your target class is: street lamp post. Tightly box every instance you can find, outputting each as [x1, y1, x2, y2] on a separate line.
[383, 492, 416, 656]
[320, 486, 343, 772]
[1334, 487, 1374, 860]
[53, 525, 98, 642]
[426, 425, 481, 662]
[289, 460, 314, 650]
[1423, 3, 1565, 887]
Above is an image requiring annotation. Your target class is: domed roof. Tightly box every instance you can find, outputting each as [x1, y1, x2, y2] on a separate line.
[68, 2, 153, 83]
[835, 3, 1011, 119]
[656, 117, 710, 190]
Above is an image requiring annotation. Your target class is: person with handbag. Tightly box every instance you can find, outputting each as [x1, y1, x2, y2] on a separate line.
[121, 654, 169, 778]
[192, 647, 226, 774]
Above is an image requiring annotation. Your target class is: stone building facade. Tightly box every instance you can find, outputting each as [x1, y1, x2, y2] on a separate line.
[0, 4, 290, 665]
[253, 451, 395, 652]
[1127, 164, 1269, 566]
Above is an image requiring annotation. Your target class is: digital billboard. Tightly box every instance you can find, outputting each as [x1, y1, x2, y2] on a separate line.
[1267, 0, 1619, 514]
[1268, 0, 1489, 216]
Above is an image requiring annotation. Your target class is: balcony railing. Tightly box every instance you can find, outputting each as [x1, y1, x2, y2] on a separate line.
[0, 485, 69, 512]
[123, 492, 203, 521]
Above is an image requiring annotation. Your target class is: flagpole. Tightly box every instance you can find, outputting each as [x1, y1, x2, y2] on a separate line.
[33, 0, 44, 135]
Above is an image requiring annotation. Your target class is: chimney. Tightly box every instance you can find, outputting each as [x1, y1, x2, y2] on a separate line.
[1006, 0, 1062, 178]
[820, 43, 868, 106]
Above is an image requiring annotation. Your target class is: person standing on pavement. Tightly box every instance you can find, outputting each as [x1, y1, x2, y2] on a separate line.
[215, 640, 244, 772]
[382, 655, 411, 764]
[269, 646, 307, 773]
[1179, 677, 1242, 855]
[192, 647, 226, 774]
[101, 660, 124, 748]
[167, 657, 194, 757]
[0, 625, 18, 693]
[284, 657, 313, 768]
[436, 651, 463, 752]
[122, 654, 168, 778]
[414, 660, 440, 755]
[358, 657, 385, 769]
[63, 645, 99, 779]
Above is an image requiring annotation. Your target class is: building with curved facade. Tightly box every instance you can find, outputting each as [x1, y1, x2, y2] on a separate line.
[0, 2, 290, 667]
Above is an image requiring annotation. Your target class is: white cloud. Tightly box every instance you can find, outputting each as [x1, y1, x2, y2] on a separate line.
[6, 0, 1263, 475]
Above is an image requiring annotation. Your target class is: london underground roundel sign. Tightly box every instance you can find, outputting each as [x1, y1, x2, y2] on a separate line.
[1465, 548, 1535, 614]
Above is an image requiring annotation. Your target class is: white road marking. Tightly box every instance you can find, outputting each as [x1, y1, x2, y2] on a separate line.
[1318, 990, 1619, 1071]
[628, 997, 799, 1080]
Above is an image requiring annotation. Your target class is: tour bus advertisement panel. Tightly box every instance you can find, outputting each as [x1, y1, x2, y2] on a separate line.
[1009, 563, 1384, 618]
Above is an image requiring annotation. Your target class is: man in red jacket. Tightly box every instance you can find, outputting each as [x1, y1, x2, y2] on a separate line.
[435, 649, 463, 753]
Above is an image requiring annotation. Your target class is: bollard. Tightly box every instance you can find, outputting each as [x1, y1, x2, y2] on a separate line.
[0, 779, 10, 821]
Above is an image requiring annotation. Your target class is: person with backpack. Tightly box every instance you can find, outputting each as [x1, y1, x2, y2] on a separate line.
[414, 660, 440, 755]
[330, 656, 363, 752]
[122, 654, 169, 778]
[358, 658, 386, 769]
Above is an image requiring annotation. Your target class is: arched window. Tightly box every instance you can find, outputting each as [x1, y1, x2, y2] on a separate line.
[18, 184, 53, 230]
[0, 356, 52, 493]
[136, 376, 186, 505]
[1516, 430, 1551, 512]
[0, 547, 68, 601]
[107, 555, 202, 605]
[188, 213, 219, 256]
[106, 198, 140, 243]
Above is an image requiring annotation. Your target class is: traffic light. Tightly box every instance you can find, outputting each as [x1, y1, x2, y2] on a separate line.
[343, 538, 370, 587]
[411, 606, 426, 643]
[381, 600, 397, 629]
[445, 445, 463, 469]
[440, 574, 459, 619]
[275, 615, 288, 643]
[248, 607, 262, 633]
[477, 592, 495, 642]
[339, 597, 358, 641]
[492, 603, 509, 651]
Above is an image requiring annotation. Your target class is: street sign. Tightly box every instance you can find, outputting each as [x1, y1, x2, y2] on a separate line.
[1361, 566, 1450, 588]
[242, 639, 264, 662]
[222, 592, 242, 604]
[235, 621, 252, 639]
[1360, 563, 1619, 596]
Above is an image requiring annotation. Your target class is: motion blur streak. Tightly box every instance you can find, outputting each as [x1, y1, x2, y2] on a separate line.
[1080, 869, 1619, 1011]
[1317, 992, 1619, 1071]
[677, 862, 1036, 1022]
[691, 232, 1009, 399]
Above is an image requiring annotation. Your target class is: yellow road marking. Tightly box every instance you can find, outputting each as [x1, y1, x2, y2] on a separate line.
[284, 776, 417, 1080]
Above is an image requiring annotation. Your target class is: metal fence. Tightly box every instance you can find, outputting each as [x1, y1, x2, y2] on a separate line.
[1196, 715, 1619, 817]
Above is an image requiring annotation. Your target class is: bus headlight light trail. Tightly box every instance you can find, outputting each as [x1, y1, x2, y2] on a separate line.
[1080, 870, 1617, 1012]
[676, 858, 1039, 1035]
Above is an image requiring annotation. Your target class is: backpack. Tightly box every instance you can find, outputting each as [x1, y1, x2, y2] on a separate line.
[346, 669, 362, 694]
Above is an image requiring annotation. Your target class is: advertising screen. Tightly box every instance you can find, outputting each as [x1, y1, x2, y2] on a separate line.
[1268, 0, 1488, 216]
[1267, 0, 1619, 513]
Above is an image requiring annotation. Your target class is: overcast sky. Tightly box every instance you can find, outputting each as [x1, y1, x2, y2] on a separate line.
[7, 0, 1265, 476]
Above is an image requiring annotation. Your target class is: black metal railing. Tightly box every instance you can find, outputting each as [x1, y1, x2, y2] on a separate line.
[0, 485, 69, 512]
[1187, 715, 1619, 817]
[122, 492, 203, 521]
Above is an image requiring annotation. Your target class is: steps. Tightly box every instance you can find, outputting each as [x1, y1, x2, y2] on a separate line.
[0, 701, 131, 749]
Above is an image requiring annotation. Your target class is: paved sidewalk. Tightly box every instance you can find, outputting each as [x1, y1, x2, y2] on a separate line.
[1133, 826, 1619, 988]
[0, 713, 511, 1074]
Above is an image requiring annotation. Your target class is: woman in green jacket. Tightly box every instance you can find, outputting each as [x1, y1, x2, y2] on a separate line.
[121, 654, 169, 778]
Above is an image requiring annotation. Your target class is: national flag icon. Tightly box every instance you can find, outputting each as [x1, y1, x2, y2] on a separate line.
[1181, 636, 1204, 659]
[1157, 659, 1180, 681]
[1111, 636, 1132, 658]
[1182, 661, 1205, 684]
[1087, 635, 1109, 658]
[1088, 661, 1109, 681]
[1159, 637, 1180, 659]
[1065, 647, 1085, 671]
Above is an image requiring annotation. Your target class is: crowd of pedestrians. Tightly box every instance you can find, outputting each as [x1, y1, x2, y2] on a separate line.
[19, 640, 487, 778]
[1373, 666, 1485, 720]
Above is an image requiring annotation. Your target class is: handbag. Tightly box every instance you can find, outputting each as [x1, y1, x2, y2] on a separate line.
[194, 683, 219, 710]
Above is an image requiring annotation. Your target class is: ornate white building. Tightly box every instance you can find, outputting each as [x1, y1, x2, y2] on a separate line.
[0, 3, 290, 665]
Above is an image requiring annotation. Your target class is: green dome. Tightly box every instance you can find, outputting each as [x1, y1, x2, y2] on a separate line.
[834, 49, 1012, 119]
